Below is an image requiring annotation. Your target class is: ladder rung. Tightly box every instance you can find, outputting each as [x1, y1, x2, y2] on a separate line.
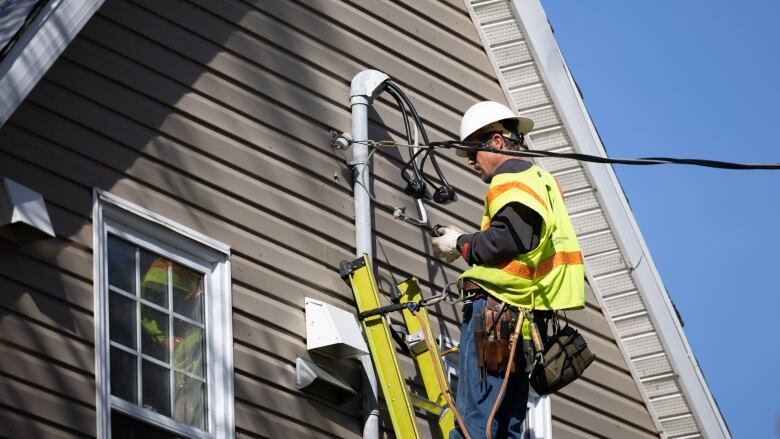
[410, 393, 446, 416]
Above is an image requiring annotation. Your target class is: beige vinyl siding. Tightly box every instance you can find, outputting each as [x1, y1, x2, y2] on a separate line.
[0, 0, 656, 437]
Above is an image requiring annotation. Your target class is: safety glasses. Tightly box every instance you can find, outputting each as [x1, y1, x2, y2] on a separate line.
[466, 132, 502, 161]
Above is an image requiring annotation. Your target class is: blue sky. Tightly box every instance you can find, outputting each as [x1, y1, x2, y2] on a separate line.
[540, 1, 780, 437]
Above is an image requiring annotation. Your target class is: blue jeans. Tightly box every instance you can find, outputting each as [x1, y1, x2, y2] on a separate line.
[450, 298, 529, 439]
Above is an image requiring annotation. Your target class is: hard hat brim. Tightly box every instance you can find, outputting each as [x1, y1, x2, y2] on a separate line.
[516, 117, 534, 136]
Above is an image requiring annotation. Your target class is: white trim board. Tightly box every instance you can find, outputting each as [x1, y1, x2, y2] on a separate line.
[0, 0, 104, 127]
[464, 0, 730, 438]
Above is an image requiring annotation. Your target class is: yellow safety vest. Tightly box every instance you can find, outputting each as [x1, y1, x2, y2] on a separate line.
[140, 258, 205, 376]
[461, 164, 585, 310]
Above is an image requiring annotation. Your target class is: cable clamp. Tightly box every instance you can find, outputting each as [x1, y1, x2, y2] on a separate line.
[346, 159, 370, 168]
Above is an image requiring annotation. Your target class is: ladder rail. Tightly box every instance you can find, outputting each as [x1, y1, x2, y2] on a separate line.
[342, 255, 422, 439]
[398, 277, 456, 437]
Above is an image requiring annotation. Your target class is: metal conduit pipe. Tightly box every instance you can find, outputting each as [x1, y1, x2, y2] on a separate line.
[350, 69, 389, 439]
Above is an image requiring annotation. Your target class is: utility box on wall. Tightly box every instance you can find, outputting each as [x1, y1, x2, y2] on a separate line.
[304, 297, 368, 359]
[297, 297, 367, 403]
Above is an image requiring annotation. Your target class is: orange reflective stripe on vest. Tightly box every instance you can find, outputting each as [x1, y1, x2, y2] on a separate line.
[485, 181, 547, 210]
[461, 164, 585, 310]
[497, 251, 583, 280]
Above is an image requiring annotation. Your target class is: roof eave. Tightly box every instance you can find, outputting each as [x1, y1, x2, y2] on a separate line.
[513, 1, 731, 436]
[0, 0, 104, 127]
[465, 0, 730, 437]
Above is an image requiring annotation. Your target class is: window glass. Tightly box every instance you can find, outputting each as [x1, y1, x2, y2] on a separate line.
[110, 347, 137, 404]
[142, 360, 171, 417]
[108, 235, 135, 293]
[107, 235, 208, 432]
[140, 251, 169, 307]
[174, 372, 206, 430]
[172, 262, 203, 323]
[173, 319, 205, 377]
[109, 292, 136, 349]
[111, 411, 184, 439]
[141, 305, 169, 363]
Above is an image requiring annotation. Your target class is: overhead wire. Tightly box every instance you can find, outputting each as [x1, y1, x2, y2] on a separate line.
[431, 141, 780, 170]
[368, 140, 780, 170]
[349, 136, 778, 233]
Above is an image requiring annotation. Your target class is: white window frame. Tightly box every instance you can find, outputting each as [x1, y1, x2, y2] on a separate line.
[93, 189, 234, 439]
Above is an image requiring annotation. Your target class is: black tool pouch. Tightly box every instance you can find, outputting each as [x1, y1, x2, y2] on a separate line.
[474, 296, 520, 374]
[530, 313, 595, 395]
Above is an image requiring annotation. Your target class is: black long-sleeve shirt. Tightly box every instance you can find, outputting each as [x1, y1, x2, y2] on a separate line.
[456, 160, 543, 265]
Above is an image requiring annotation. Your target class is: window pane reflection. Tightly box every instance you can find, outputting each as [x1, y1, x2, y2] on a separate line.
[173, 318, 204, 377]
[109, 292, 136, 349]
[172, 262, 203, 323]
[107, 235, 211, 432]
[174, 372, 206, 431]
[108, 236, 135, 293]
[141, 305, 169, 363]
[141, 251, 169, 307]
[142, 360, 171, 417]
[110, 347, 137, 404]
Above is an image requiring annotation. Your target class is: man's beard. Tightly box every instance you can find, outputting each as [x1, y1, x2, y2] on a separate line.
[475, 165, 492, 183]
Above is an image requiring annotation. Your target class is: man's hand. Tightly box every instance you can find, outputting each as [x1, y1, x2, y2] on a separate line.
[431, 225, 465, 263]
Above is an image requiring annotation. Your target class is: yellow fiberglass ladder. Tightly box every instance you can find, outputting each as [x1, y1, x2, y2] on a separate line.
[340, 254, 456, 439]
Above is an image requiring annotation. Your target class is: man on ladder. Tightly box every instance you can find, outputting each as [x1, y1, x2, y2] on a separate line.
[431, 101, 585, 439]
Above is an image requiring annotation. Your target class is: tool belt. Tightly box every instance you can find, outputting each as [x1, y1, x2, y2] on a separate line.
[463, 280, 593, 391]
[463, 280, 522, 375]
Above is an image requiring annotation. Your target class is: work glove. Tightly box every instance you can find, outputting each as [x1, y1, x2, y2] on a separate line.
[431, 225, 465, 263]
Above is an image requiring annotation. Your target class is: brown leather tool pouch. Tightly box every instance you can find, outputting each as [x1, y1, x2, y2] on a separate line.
[474, 295, 521, 374]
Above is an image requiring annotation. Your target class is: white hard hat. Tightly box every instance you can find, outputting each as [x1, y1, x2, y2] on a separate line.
[457, 101, 533, 157]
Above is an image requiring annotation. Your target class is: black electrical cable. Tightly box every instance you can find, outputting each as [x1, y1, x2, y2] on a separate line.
[385, 82, 435, 198]
[417, 148, 442, 190]
[429, 141, 780, 170]
[386, 84, 423, 152]
[385, 87, 412, 147]
[385, 86, 426, 191]
[386, 81, 457, 203]
[395, 86, 451, 186]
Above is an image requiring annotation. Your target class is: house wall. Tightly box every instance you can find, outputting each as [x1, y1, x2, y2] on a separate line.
[0, 0, 657, 438]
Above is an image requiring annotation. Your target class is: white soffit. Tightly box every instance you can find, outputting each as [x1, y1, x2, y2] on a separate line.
[0, 0, 104, 127]
[465, 0, 730, 438]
